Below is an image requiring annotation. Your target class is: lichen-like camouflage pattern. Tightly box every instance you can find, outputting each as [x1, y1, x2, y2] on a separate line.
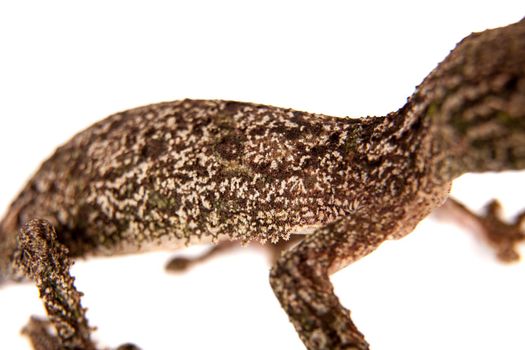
[0, 17, 524, 350]
[3, 100, 400, 255]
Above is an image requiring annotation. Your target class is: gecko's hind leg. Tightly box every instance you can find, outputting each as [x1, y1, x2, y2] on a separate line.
[447, 198, 525, 262]
[166, 235, 304, 273]
[166, 241, 238, 272]
[12, 218, 96, 350]
[270, 217, 392, 350]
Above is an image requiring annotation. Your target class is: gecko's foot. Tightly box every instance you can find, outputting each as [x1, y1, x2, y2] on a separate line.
[166, 256, 193, 272]
[22, 317, 141, 350]
[479, 200, 525, 262]
[116, 343, 141, 350]
[450, 199, 525, 262]
[21, 316, 61, 350]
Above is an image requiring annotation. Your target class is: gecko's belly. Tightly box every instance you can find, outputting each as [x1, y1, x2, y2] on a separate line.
[92, 221, 323, 257]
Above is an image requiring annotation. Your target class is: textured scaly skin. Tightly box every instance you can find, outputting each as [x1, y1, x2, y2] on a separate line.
[0, 17, 524, 350]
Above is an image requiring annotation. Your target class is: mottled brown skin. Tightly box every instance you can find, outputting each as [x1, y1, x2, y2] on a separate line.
[1, 18, 525, 350]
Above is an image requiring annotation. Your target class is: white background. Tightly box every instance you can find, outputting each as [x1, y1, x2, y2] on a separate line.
[1, 1, 524, 349]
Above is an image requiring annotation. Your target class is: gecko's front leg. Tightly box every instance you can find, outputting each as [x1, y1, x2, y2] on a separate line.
[270, 215, 393, 350]
[11, 219, 95, 350]
[11, 219, 139, 350]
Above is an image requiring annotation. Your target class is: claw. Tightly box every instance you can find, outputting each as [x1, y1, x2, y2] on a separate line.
[485, 200, 503, 219]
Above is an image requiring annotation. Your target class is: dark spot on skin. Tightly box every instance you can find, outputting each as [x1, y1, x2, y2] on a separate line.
[328, 132, 340, 145]
[143, 127, 156, 138]
[250, 126, 266, 136]
[270, 125, 301, 140]
[223, 101, 243, 112]
[409, 114, 424, 132]
[215, 134, 244, 160]
[296, 143, 306, 153]
[291, 112, 322, 134]
[141, 138, 166, 158]
[285, 127, 301, 140]
[124, 127, 139, 147]
[310, 145, 327, 158]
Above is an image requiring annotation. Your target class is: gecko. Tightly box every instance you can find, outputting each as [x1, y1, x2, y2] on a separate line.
[0, 18, 524, 350]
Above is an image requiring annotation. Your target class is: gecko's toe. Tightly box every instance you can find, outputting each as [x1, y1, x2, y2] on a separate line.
[496, 244, 521, 263]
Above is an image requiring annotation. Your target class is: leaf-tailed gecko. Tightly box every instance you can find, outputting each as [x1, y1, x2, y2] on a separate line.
[1, 18, 524, 350]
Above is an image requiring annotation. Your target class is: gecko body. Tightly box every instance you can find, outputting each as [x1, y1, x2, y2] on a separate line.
[1, 18, 524, 350]
[0, 96, 449, 268]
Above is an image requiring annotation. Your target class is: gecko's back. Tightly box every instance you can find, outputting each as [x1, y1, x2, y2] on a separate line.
[1, 99, 374, 259]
